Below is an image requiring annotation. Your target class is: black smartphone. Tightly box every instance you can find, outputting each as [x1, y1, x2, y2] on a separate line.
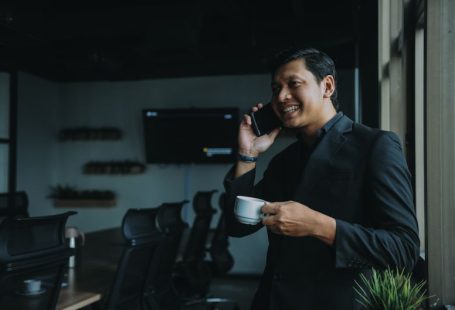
[249, 103, 281, 137]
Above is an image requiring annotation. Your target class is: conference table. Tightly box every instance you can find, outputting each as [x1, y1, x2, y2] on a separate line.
[56, 228, 124, 310]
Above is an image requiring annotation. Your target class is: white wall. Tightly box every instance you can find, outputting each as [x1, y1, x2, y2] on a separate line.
[17, 73, 60, 216]
[17, 73, 295, 274]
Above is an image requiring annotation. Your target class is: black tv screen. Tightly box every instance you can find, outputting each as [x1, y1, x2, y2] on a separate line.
[143, 108, 239, 164]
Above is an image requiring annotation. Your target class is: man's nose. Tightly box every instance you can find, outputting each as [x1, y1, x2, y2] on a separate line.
[277, 87, 291, 102]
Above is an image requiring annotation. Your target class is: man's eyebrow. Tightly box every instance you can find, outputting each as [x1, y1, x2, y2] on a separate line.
[272, 75, 304, 85]
[286, 74, 304, 80]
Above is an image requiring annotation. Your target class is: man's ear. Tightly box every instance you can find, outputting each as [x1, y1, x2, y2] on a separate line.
[323, 75, 335, 98]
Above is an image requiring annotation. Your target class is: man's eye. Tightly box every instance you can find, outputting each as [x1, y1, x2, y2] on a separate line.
[289, 81, 301, 87]
[271, 86, 281, 94]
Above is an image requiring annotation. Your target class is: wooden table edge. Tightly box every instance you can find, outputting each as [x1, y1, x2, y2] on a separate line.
[57, 292, 101, 310]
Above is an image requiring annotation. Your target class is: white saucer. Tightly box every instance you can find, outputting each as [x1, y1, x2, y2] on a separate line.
[16, 289, 46, 296]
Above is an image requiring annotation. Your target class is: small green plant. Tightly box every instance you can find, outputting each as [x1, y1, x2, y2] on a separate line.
[354, 268, 428, 310]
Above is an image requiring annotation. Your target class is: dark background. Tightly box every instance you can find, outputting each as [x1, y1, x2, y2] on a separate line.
[0, 0, 378, 125]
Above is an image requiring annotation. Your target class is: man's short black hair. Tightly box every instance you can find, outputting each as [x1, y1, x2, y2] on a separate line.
[269, 47, 339, 110]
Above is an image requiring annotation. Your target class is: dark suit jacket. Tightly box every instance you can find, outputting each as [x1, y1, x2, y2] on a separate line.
[224, 115, 420, 310]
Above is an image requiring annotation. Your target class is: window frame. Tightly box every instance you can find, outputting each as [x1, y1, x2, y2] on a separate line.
[0, 70, 18, 196]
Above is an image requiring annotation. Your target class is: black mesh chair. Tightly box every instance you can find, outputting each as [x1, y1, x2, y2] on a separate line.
[144, 201, 189, 310]
[0, 211, 76, 310]
[144, 199, 238, 310]
[208, 193, 234, 275]
[102, 208, 164, 310]
[0, 191, 29, 218]
[174, 190, 217, 299]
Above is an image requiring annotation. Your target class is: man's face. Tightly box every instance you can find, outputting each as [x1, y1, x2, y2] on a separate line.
[270, 59, 327, 129]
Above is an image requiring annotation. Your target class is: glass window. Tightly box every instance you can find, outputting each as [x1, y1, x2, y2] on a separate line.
[414, 28, 425, 256]
[0, 144, 8, 192]
[0, 73, 9, 139]
[0, 72, 9, 193]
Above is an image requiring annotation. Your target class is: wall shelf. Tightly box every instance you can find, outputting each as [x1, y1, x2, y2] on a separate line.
[49, 186, 116, 208]
[54, 199, 116, 208]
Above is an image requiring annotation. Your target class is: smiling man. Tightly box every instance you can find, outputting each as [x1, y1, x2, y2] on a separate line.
[224, 47, 420, 309]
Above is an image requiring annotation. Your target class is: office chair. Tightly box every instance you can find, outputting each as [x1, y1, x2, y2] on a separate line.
[144, 201, 189, 310]
[0, 191, 29, 218]
[103, 208, 163, 310]
[0, 211, 76, 310]
[174, 190, 217, 299]
[208, 193, 234, 275]
[142, 199, 238, 310]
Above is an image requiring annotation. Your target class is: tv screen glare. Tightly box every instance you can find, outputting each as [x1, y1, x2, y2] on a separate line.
[143, 108, 239, 164]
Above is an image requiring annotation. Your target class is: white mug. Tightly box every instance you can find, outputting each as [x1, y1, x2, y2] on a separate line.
[65, 226, 85, 247]
[23, 279, 41, 294]
[234, 196, 266, 225]
[65, 226, 85, 268]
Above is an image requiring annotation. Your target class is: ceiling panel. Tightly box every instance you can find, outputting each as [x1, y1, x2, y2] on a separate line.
[0, 0, 373, 81]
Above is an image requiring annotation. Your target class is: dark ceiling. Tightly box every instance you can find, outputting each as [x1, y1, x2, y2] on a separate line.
[0, 0, 375, 82]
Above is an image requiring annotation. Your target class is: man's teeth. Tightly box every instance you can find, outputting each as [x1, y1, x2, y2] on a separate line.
[283, 106, 299, 113]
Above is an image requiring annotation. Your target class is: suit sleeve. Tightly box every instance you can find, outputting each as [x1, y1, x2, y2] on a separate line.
[223, 154, 285, 237]
[335, 132, 420, 271]
[223, 167, 263, 237]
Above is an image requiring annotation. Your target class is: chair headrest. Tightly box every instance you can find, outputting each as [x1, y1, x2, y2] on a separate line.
[121, 208, 159, 242]
[0, 211, 76, 263]
[193, 190, 217, 214]
[156, 201, 188, 234]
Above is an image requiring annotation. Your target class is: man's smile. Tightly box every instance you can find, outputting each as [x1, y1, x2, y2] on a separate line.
[281, 105, 301, 114]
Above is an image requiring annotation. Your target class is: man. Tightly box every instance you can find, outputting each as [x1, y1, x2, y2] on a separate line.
[224, 48, 420, 309]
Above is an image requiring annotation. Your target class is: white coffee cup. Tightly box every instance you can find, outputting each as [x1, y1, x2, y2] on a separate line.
[23, 279, 41, 294]
[234, 196, 266, 225]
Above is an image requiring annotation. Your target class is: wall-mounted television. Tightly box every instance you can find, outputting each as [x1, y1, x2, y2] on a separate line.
[143, 108, 239, 164]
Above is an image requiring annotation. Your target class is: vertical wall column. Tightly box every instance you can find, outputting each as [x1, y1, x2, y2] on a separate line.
[378, 0, 391, 130]
[378, 0, 408, 145]
[426, 0, 455, 306]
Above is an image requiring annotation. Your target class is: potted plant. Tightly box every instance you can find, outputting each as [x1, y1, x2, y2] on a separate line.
[354, 268, 428, 310]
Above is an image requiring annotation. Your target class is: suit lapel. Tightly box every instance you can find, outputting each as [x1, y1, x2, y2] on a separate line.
[292, 115, 353, 199]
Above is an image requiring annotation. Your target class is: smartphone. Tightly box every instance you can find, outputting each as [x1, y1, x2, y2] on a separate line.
[249, 103, 282, 137]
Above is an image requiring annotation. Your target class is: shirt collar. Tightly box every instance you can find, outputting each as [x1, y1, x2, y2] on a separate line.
[321, 111, 344, 134]
[296, 112, 344, 141]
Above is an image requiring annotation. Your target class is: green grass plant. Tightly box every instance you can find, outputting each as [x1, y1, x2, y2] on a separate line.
[354, 268, 428, 310]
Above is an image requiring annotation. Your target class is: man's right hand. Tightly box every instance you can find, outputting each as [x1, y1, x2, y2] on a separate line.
[235, 103, 281, 178]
